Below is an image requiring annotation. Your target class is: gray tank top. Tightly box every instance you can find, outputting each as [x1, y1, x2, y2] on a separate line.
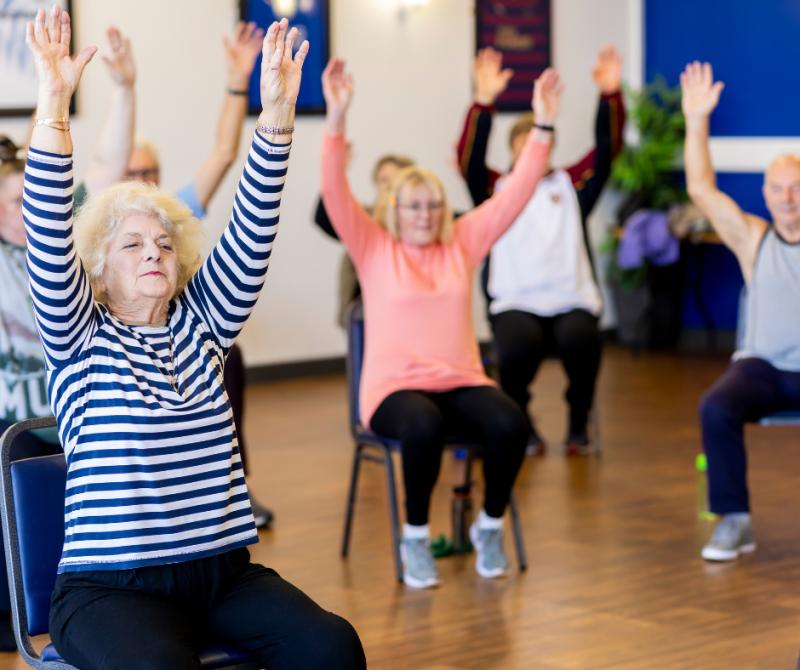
[734, 228, 800, 371]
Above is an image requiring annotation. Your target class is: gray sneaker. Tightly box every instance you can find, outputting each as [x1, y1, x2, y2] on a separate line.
[400, 537, 440, 588]
[701, 513, 756, 561]
[469, 522, 510, 578]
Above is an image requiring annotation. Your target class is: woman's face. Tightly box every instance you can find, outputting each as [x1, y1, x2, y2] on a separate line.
[396, 182, 444, 247]
[0, 173, 25, 246]
[100, 213, 178, 310]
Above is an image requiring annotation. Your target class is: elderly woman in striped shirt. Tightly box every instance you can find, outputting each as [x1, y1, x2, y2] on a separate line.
[23, 7, 364, 669]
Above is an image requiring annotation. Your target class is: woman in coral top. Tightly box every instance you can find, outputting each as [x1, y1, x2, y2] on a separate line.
[321, 59, 561, 589]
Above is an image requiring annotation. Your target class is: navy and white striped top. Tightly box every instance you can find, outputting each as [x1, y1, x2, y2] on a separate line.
[23, 132, 289, 573]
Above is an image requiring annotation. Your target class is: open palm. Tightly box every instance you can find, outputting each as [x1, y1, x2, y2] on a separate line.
[26, 5, 96, 99]
[681, 61, 724, 119]
[260, 19, 309, 110]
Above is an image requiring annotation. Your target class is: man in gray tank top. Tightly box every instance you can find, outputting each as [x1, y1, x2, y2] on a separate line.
[682, 61, 800, 562]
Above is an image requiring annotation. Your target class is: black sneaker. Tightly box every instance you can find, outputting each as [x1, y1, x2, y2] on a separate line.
[249, 494, 274, 530]
[526, 428, 546, 456]
[563, 433, 592, 456]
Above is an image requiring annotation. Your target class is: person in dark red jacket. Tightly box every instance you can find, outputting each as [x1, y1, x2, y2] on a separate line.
[456, 46, 626, 455]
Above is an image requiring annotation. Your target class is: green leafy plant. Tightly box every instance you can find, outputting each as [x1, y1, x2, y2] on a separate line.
[611, 76, 687, 210]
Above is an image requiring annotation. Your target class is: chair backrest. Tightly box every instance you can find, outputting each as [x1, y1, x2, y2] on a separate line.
[0, 417, 65, 641]
[736, 287, 747, 350]
[345, 299, 365, 435]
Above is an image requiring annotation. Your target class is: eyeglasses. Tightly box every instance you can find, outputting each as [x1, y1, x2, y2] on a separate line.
[125, 167, 160, 182]
[397, 201, 444, 214]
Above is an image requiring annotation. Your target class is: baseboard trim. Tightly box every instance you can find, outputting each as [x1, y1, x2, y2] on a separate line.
[245, 356, 346, 383]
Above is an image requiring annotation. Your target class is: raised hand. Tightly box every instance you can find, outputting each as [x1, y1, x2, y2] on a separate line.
[322, 58, 354, 117]
[532, 68, 564, 125]
[474, 47, 513, 106]
[101, 26, 135, 88]
[681, 61, 724, 120]
[225, 21, 265, 89]
[260, 19, 309, 113]
[592, 45, 622, 94]
[26, 5, 96, 110]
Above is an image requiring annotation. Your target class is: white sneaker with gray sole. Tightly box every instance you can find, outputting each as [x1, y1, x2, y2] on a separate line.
[701, 513, 756, 561]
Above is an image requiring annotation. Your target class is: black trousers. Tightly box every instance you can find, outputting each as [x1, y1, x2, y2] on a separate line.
[49, 548, 366, 670]
[490, 308, 601, 437]
[370, 385, 527, 526]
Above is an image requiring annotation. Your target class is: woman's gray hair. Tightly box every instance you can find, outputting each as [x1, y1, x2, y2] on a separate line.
[73, 181, 204, 306]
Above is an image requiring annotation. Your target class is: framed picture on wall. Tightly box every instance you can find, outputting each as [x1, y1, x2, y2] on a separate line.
[475, 0, 550, 112]
[0, 0, 73, 117]
[239, 0, 329, 115]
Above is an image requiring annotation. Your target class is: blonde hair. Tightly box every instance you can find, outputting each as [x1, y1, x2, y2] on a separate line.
[374, 166, 455, 244]
[73, 182, 204, 306]
[508, 113, 536, 149]
[133, 136, 161, 166]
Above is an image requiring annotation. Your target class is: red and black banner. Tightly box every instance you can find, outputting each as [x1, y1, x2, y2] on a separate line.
[475, 0, 551, 111]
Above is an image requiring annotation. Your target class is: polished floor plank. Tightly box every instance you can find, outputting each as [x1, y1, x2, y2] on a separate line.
[2, 347, 799, 669]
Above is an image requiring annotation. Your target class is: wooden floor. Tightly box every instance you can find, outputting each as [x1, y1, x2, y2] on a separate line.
[3, 347, 799, 669]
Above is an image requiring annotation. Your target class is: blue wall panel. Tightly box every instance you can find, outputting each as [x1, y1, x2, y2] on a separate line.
[681, 172, 766, 331]
[645, 0, 800, 137]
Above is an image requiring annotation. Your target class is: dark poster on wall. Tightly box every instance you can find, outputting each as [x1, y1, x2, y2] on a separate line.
[475, 0, 551, 111]
[240, 0, 329, 116]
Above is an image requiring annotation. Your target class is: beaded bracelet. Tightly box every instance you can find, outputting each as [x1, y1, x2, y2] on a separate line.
[256, 123, 294, 136]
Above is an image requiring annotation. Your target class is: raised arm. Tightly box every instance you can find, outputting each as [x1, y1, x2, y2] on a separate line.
[183, 19, 308, 349]
[24, 6, 99, 366]
[82, 27, 136, 195]
[566, 46, 626, 218]
[189, 22, 265, 212]
[320, 58, 383, 262]
[682, 61, 765, 278]
[456, 68, 560, 262]
[456, 48, 510, 205]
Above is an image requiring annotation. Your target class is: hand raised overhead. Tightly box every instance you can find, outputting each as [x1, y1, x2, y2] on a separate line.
[681, 61, 725, 120]
[26, 5, 97, 105]
[101, 26, 135, 88]
[226, 21, 265, 88]
[321, 58, 354, 119]
[260, 18, 309, 113]
[532, 68, 564, 126]
[474, 47, 513, 106]
[592, 45, 622, 94]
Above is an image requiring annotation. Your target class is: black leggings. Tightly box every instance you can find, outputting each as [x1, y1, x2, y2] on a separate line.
[49, 548, 366, 670]
[370, 385, 527, 526]
[491, 309, 601, 436]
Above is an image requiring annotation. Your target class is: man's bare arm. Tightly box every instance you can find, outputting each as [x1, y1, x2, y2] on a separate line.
[192, 21, 264, 210]
[83, 27, 136, 194]
[681, 61, 766, 278]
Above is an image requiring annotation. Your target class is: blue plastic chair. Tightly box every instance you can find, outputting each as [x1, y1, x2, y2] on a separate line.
[340, 301, 527, 582]
[0, 416, 260, 670]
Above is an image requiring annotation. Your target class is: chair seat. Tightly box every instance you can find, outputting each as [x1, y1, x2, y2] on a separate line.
[41, 642, 256, 669]
[759, 410, 800, 426]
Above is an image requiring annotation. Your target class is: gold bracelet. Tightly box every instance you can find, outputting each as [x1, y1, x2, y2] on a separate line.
[35, 117, 70, 131]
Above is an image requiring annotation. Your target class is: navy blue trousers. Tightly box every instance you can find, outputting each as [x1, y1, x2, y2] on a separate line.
[699, 357, 800, 514]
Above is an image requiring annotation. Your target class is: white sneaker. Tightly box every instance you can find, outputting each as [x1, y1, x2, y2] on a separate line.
[469, 522, 510, 578]
[701, 514, 756, 561]
[400, 537, 440, 588]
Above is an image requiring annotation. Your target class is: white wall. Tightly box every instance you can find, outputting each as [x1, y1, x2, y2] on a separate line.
[3, 0, 637, 365]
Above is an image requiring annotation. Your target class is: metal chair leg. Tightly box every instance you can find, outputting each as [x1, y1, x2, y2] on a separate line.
[591, 400, 603, 457]
[383, 447, 404, 583]
[509, 492, 527, 571]
[341, 444, 365, 558]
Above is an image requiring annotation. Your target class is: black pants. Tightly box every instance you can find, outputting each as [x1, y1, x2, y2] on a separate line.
[490, 308, 601, 437]
[700, 357, 800, 514]
[224, 344, 250, 475]
[49, 548, 366, 670]
[370, 385, 527, 526]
